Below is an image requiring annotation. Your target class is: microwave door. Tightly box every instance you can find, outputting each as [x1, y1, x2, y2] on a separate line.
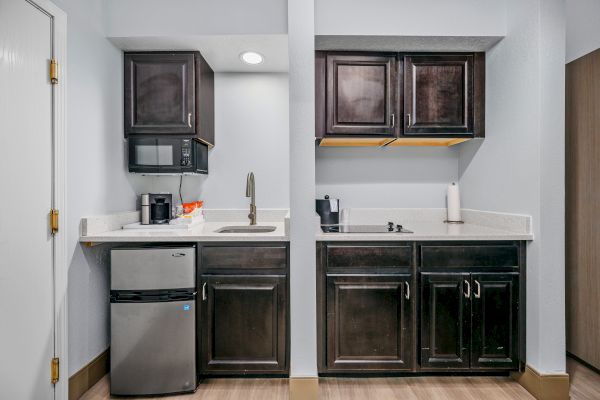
[129, 138, 160, 174]
[155, 138, 182, 174]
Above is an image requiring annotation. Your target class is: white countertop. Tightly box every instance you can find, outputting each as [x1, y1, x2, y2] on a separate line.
[79, 208, 533, 243]
[316, 220, 533, 241]
[81, 221, 289, 242]
[79, 209, 290, 243]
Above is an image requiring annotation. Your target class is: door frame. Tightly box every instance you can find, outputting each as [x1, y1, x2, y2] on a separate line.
[25, 0, 68, 398]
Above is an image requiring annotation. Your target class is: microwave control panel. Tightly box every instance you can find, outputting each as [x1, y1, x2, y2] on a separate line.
[181, 139, 191, 167]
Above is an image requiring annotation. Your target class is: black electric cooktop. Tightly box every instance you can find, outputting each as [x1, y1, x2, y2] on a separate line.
[321, 223, 413, 234]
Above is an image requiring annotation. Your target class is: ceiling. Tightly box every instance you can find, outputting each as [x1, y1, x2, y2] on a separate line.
[108, 34, 289, 73]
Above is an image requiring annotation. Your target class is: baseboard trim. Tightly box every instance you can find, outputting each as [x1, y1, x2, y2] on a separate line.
[567, 352, 600, 374]
[511, 364, 569, 400]
[69, 349, 109, 400]
[289, 377, 318, 400]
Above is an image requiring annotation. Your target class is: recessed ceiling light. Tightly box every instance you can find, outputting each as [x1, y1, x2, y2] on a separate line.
[240, 51, 264, 65]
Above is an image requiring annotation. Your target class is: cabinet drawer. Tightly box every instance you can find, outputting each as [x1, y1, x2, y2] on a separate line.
[200, 245, 287, 271]
[326, 244, 412, 269]
[420, 244, 519, 268]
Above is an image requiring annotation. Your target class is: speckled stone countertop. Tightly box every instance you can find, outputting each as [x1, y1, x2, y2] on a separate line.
[315, 208, 533, 241]
[79, 209, 290, 243]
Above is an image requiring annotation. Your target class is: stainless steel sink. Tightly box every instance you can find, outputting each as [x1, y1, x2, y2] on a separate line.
[215, 225, 277, 233]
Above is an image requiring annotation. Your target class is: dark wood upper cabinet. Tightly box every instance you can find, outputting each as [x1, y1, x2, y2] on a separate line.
[324, 53, 398, 136]
[200, 274, 287, 374]
[315, 51, 485, 142]
[470, 273, 519, 370]
[404, 54, 474, 135]
[421, 272, 470, 369]
[326, 274, 412, 371]
[124, 52, 215, 146]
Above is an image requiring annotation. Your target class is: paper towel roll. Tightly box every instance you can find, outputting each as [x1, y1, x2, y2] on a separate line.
[447, 182, 462, 222]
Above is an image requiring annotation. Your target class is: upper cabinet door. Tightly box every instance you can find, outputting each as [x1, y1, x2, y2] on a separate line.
[125, 53, 196, 135]
[404, 55, 474, 135]
[470, 273, 520, 370]
[326, 53, 398, 136]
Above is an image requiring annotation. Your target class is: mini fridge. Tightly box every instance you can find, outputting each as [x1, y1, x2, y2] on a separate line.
[110, 246, 197, 396]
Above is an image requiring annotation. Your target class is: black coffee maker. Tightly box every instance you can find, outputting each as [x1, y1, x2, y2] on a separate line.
[316, 195, 339, 226]
[149, 193, 172, 224]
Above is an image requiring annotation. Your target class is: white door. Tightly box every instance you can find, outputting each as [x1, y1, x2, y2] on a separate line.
[0, 0, 56, 398]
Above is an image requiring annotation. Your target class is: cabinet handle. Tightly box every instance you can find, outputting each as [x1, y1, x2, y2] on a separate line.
[474, 280, 481, 299]
[464, 280, 471, 299]
[202, 282, 207, 301]
[391, 113, 395, 127]
[406, 113, 411, 127]
[405, 281, 410, 300]
[188, 112, 192, 128]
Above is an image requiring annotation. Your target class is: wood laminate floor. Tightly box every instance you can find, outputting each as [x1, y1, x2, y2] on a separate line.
[80, 357, 600, 400]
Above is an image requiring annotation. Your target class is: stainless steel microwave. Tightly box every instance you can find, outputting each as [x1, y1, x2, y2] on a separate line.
[128, 137, 208, 175]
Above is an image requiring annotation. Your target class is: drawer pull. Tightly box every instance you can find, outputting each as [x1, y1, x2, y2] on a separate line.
[464, 280, 471, 299]
[405, 281, 410, 300]
[474, 280, 481, 299]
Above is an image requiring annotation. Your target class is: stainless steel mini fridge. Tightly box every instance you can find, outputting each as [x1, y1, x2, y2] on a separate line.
[110, 246, 197, 396]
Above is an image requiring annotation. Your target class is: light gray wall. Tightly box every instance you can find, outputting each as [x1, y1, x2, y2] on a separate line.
[566, 0, 600, 63]
[288, 0, 317, 377]
[316, 147, 459, 208]
[105, 0, 287, 36]
[49, 0, 137, 376]
[315, 0, 506, 37]
[129, 73, 290, 209]
[459, 0, 566, 373]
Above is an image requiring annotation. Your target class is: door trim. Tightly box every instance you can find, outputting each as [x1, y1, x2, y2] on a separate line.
[25, 0, 68, 399]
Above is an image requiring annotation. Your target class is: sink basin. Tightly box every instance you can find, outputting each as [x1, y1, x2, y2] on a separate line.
[215, 225, 277, 233]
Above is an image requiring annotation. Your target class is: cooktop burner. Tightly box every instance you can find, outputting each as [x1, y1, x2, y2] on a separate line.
[321, 222, 413, 234]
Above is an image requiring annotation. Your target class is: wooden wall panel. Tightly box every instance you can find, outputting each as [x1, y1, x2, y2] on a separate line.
[566, 48, 600, 370]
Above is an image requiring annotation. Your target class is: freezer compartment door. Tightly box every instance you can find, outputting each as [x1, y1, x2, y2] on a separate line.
[110, 300, 196, 396]
[111, 247, 195, 290]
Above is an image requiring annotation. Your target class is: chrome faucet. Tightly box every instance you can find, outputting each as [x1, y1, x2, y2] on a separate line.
[246, 172, 257, 225]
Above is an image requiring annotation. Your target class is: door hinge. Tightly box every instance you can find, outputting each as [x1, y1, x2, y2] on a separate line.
[50, 59, 58, 84]
[50, 209, 59, 235]
[51, 357, 59, 384]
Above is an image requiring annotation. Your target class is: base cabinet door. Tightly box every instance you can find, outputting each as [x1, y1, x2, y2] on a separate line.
[470, 273, 519, 369]
[200, 275, 287, 373]
[421, 272, 470, 369]
[326, 274, 412, 371]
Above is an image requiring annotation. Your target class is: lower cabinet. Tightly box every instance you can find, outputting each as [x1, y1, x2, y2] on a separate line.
[317, 241, 524, 375]
[421, 272, 520, 370]
[198, 243, 289, 375]
[325, 274, 412, 371]
[200, 275, 287, 374]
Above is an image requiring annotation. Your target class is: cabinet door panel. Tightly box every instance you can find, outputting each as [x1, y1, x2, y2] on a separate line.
[471, 273, 519, 369]
[326, 54, 397, 136]
[125, 53, 195, 135]
[201, 275, 287, 373]
[404, 55, 473, 135]
[326, 274, 412, 371]
[421, 272, 470, 369]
